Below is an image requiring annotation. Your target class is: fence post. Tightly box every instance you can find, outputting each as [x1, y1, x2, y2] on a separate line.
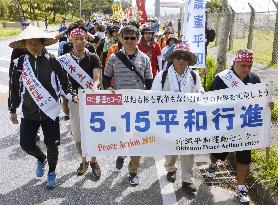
[271, 0, 278, 64]
[217, 0, 232, 73]
[228, 6, 235, 51]
[247, 3, 255, 49]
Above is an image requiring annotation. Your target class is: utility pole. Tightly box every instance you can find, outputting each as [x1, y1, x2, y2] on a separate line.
[155, 0, 160, 20]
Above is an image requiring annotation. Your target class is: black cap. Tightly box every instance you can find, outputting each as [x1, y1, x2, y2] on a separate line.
[111, 25, 120, 32]
[141, 27, 154, 35]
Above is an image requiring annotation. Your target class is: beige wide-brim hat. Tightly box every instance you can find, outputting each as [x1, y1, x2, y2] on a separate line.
[165, 42, 197, 66]
[9, 25, 57, 49]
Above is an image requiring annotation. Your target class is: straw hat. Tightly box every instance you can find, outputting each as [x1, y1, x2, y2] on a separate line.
[9, 25, 57, 49]
[165, 42, 197, 66]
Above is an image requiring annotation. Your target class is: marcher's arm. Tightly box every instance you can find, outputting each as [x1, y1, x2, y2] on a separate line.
[92, 68, 101, 89]
[193, 70, 204, 93]
[8, 65, 21, 114]
[8, 64, 21, 124]
[151, 71, 163, 90]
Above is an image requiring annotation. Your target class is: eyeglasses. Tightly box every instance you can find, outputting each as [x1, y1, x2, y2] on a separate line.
[123, 36, 137, 41]
[173, 54, 191, 61]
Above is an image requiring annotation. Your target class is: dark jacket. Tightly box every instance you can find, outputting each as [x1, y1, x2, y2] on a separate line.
[210, 67, 261, 91]
[9, 51, 76, 121]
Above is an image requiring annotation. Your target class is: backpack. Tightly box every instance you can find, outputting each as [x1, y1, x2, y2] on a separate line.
[161, 68, 196, 89]
[206, 27, 216, 43]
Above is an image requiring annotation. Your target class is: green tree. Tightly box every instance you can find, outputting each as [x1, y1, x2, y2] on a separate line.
[206, 0, 222, 13]
[120, 0, 132, 10]
[81, 0, 113, 19]
[0, 0, 8, 17]
[4, 0, 114, 22]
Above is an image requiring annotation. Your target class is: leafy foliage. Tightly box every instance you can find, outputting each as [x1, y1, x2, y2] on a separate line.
[206, 0, 222, 13]
[0, 0, 113, 22]
[252, 143, 278, 194]
[200, 55, 218, 91]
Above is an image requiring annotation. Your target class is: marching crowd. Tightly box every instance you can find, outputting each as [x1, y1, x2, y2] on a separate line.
[7, 17, 274, 204]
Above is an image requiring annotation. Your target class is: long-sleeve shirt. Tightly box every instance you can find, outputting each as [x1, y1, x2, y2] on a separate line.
[9, 51, 76, 121]
[137, 41, 161, 77]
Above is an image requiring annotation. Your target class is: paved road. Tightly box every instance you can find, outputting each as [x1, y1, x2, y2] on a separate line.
[0, 29, 255, 205]
[0, 39, 12, 100]
[0, 98, 250, 205]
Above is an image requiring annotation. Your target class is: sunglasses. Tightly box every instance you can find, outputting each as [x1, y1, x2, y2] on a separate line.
[173, 54, 191, 61]
[123, 36, 137, 41]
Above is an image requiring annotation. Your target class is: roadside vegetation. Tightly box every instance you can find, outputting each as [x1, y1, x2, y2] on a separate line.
[200, 55, 217, 91]
[0, 28, 20, 38]
[0, 23, 20, 38]
[252, 100, 278, 194]
[252, 143, 278, 194]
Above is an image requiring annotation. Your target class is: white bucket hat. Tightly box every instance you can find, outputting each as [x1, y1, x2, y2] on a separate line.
[9, 25, 57, 49]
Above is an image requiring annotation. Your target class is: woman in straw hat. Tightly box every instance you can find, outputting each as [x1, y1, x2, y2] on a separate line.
[151, 42, 204, 193]
[8, 25, 78, 189]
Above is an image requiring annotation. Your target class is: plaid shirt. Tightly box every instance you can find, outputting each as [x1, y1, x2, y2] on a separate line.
[104, 48, 153, 90]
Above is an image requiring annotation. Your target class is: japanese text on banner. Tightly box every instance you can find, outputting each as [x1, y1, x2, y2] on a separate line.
[183, 0, 206, 68]
[79, 83, 272, 157]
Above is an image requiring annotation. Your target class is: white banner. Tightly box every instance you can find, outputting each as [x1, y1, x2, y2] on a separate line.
[182, 0, 206, 68]
[79, 83, 272, 156]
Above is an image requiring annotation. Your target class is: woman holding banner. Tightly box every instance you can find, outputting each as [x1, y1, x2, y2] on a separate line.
[151, 42, 204, 193]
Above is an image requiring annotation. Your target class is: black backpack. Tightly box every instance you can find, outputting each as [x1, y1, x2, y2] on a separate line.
[206, 27, 216, 43]
[161, 68, 196, 89]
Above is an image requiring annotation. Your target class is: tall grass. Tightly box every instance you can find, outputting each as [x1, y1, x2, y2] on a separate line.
[231, 29, 278, 69]
[252, 143, 278, 194]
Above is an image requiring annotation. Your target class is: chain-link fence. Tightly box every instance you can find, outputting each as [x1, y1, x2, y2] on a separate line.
[208, 10, 278, 69]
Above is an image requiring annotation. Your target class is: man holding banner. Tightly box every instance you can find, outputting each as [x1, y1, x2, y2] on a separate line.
[206, 49, 274, 203]
[103, 25, 153, 186]
[152, 42, 204, 193]
[58, 22, 102, 178]
[8, 25, 78, 189]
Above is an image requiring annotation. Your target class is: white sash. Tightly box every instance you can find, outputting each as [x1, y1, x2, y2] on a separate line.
[21, 55, 60, 120]
[58, 53, 94, 90]
[217, 69, 245, 88]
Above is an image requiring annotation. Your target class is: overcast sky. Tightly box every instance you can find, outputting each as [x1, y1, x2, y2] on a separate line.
[132, 0, 277, 16]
